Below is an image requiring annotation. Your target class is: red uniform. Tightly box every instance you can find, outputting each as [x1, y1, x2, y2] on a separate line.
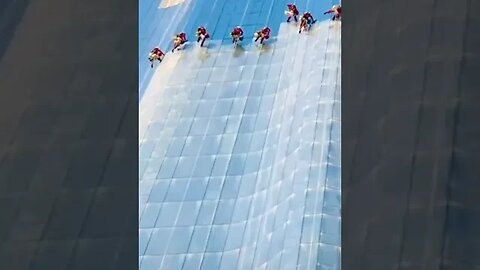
[151, 48, 163, 56]
[299, 12, 315, 33]
[179, 32, 187, 43]
[196, 27, 210, 47]
[255, 27, 270, 44]
[231, 27, 244, 43]
[197, 27, 210, 38]
[261, 27, 271, 38]
[325, 7, 341, 15]
[324, 6, 342, 20]
[232, 27, 244, 36]
[149, 48, 164, 67]
[302, 12, 313, 21]
[288, 4, 299, 15]
[286, 4, 299, 22]
[172, 32, 187, 52]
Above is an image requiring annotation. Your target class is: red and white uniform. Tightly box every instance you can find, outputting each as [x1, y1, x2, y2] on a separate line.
[260, 27, 270, 39]
[172, 32, 187, 52]
[325, 5, 342, 20]
[151, 48, 164, 57]
[197, 27, 210, 38]
[302, 12, 314, 22]
[178, 32, 187, 43]
[196, 27, 210, 47]
[232, 27, 244, 36]
[149, 47, 164, 67]
[255, 27, 270, 44]
[286, 4, 299, 22]
[287, 4, 299, 16]
[336, 6, 342, 16]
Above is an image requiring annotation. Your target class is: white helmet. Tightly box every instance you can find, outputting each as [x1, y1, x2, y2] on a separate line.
[332, 5, 338, 9]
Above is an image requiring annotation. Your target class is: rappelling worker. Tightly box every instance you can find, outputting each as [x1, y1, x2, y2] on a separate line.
[172, 32, 187, 52]
[231, 26, 244, 44]
[148, 47, 164, 68]
[286, 4, 299, 22]
[254, 26, 271, 45]
[196, 26, 210, 47]
[299, 11, 316, 33]
[324, 4, 342, 21]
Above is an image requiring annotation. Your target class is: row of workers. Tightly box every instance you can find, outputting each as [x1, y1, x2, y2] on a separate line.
[148, 4, 342, 68]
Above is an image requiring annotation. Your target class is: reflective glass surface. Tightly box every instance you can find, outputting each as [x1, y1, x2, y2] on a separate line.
[140, 0, 341, 268]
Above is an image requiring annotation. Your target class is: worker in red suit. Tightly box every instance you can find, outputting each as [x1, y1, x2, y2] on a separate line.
[299, 11, 316, 33]
[324, 4, 342, 21]
[148, 47, 165, 68]
[231, 26, 244, 44]
[286, 4, 299, 22]
[254, 26, 271, 45]
[172, 32, 187, 52]
[196, 26, 210, 47]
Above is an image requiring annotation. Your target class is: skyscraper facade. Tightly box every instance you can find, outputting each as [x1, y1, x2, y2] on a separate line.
[139, 0, 341, 269]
